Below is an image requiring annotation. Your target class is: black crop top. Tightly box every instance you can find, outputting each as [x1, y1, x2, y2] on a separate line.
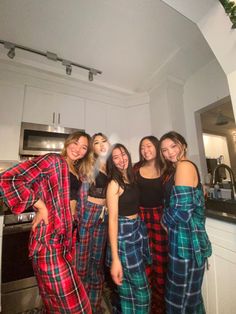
[136, 171, 163, 207]
[69, 172, 82, 201]
[88, 171, 108, 199]
[118, 184, 139, 216]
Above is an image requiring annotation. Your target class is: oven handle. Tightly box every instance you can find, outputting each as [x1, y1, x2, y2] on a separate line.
[3, 223, 32, 235]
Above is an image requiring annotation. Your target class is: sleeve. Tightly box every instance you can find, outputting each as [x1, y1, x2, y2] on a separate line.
[0, 154, 53, 214]
[162, 186, 195, 227]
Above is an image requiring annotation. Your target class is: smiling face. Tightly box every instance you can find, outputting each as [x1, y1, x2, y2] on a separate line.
[160, 138, 184, 163]
[112, 147, 129, 171]
[66, 136, 89, 162]
[140, 139, 157, 161]
[93, 135, 110, 157]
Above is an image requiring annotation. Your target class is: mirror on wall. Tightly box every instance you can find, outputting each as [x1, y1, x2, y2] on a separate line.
[195, 96, 236, 183]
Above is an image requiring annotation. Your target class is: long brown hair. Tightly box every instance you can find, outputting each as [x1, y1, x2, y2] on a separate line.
[61, 131, 94, 181]
[159, 131, 187, 176]
[91, 132, 110, 182]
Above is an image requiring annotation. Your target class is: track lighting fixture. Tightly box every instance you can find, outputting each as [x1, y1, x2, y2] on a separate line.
[0, 39, 102, 81]
[4, 41, 15, 59]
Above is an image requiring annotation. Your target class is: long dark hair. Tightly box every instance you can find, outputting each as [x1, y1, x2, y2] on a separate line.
[106, 143, 135, 189]
[134, 135, 161, 172]
[159, 131, 187, 176]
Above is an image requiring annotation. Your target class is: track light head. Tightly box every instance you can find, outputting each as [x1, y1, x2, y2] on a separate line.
[88, 69, 98, 82]
[4, 41, 15, 59]
[62, 60, 72, 75]
[66, 64, 72, 75]
[7, 47, 15, 59]
[88, 70, 93, 81]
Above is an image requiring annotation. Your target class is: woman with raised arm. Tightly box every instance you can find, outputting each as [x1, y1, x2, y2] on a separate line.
[76, 132, 110, 313]
[0, 131, 93, 314]
[134, 135, 168, 313]
[106, 143, 151, 313]
[159, 131, 212, 314]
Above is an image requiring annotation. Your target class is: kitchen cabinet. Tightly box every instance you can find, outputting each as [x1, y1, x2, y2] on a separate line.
[203, 218, 236, 314]
[23, 86, 85, 129]
[0, 82, 24, 160]
[85, 99, 108, 135]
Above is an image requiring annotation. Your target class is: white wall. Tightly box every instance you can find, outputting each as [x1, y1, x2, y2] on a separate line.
[203, 133, 231, 166]
[149, 78, 185, 139]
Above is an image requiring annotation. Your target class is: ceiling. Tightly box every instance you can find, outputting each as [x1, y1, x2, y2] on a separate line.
[0, 0, 215, 94]
[201, 100, 236, 135]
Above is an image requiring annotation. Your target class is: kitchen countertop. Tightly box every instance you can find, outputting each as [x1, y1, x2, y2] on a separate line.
[206, 208, 236, 224]
[205, 198, 236, 224]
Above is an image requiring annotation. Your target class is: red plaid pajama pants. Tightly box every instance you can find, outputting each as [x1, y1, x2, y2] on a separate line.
[32, 244, 92, 313]
[139, 206, 168, 314]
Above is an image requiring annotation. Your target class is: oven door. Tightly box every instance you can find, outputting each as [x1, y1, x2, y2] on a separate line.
[1, 223, 42, 313]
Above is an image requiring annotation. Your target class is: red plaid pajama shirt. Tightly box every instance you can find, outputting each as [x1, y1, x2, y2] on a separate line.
[0, 154, 91, 313]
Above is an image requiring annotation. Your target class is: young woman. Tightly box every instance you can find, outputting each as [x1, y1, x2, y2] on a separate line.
[159, 131, 212, 314]
[0, 131, 92, 314]
[134, 135, 168, 314]
[76, 133, 110, 313]
[106, 143, 151, 313]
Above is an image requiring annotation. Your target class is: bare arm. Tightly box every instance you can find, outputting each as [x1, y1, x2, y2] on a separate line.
[162, 161, 198, 227]
[175, 160, 197, 187]
[106, 180, 123, 286]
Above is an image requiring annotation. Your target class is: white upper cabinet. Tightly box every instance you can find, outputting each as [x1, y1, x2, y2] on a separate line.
[0, 82, 24, 160]
[85, 99, 108, 135]
[23, 86, 85, 129]
[23, 86, 55, 125]
[54, 93, 85, 130]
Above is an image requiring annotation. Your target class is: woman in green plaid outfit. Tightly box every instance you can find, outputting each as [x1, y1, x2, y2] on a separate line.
[160, 131, 212, 314]
[106, 143, 151, 314]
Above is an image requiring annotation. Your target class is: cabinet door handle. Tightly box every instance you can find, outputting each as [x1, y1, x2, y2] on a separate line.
[53, 112, 55, 124]
[58, 113, 61, 125]
[206, 259, 210, 270]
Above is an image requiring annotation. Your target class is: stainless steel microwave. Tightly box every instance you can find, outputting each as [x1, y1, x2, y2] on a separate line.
[19, 122, 84, 156]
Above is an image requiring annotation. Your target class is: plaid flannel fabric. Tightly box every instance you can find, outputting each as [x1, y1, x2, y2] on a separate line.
[76, 200, 108, 314]
[0, 154, 92, 313]
[139, 205, 168, 314]
[162, 185, 212, 266]
[162, 185, 211, 314]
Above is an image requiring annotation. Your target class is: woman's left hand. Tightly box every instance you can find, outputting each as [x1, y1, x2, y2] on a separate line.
[32, 199, 49, 231]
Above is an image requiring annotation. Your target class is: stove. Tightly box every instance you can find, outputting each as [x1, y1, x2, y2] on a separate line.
[4, 211, 35, 226]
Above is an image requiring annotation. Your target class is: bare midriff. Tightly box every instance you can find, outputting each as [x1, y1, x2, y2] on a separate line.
[87, 195, 106, 206]
[125, 213, 138, 220]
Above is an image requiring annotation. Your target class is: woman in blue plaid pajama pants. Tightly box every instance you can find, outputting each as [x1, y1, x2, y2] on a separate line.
[76, 133, 110, 313]
[106, 143, 151, 314]
[160, 131, 212, 314]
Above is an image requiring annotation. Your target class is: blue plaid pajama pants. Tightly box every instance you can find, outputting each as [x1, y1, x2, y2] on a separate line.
[76, 201, 108, 314]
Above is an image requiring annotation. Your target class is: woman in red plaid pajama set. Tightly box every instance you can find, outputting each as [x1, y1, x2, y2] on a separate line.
[76, 133, 110, 313]
[0, 131, 93, 314]
[134, 136, 168, 314]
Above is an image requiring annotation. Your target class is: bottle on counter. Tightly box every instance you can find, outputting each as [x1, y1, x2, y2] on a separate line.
[213, 184, 221, 199]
